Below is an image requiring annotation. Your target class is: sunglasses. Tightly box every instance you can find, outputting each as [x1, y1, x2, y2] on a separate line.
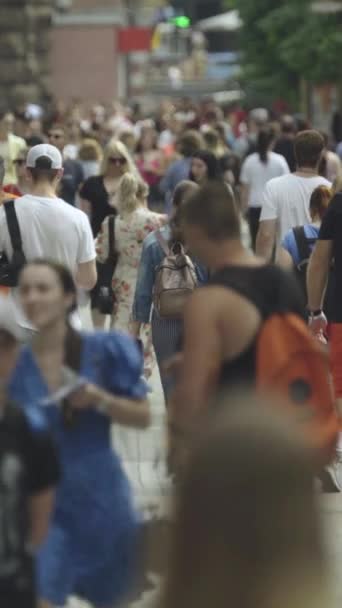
[14, 159, 25, 166]
[109, 157, 126, 165]
[48, 133, 63, 139]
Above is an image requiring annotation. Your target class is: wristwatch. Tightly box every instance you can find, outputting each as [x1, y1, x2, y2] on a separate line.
[308, 309, 323, 318]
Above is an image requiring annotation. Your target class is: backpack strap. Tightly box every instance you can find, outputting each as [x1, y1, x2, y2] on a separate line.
[292, 226, 314, 262]
[3, 199, 24, 255]
[156, 229, 170, 256]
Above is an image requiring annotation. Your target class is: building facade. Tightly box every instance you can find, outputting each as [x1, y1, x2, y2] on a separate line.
[0, 0, 53, 107]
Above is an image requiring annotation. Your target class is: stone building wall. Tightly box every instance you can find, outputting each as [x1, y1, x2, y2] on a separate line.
[0, 0, 53, 108]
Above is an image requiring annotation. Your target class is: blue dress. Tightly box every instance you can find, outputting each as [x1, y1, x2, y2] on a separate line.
[9, 331, 148, 607]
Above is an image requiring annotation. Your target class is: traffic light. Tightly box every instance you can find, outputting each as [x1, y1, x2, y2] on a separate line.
[169, 15, 191, 28]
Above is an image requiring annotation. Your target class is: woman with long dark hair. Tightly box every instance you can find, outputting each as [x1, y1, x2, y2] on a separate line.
[240, 126, 289, 249]
[190, 150, 221, 185]
[8, 260, 150, 608]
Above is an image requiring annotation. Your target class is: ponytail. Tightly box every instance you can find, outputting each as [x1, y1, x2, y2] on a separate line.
[257, 127, 275, 164]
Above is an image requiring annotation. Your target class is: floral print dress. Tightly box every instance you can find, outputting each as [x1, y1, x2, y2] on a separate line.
[97, 206, 166, 377]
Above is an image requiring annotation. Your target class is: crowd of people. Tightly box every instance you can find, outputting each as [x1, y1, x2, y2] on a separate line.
[0, 96, 342, 607]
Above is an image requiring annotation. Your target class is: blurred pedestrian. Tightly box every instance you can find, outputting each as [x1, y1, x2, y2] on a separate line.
[0, 297, 59, 608]
[79, 140, 138, 327]
[77, 138, 103, 180]
[9, 260, 150, 608]
[274, 115, 297, 172]
[190, 150, 221, 185]
[48, 124, 84, 206]
[136, 126, 165, 208]
[132, 180, 206, 400]
[240, 127, 289, 250]
[163, 400, 329, 608]
[256, 130, 330, 261]
[3, 148, 30, 197]
[160, 130, 203, 213]
[97, 173, 166, 376]
[0, 109, 26, 185]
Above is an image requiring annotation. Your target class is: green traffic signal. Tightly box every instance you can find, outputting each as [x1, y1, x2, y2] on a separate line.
[169, 15, 191, 28]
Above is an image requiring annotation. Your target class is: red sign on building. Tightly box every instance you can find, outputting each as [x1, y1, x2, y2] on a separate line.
[117, 27, 152, 52]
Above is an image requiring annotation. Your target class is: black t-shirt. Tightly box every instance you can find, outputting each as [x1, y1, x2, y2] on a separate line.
[79, 175, 114, 237]
[274, 136, 296, 172]
[59, 159, 84, 207]
[0, 402, 60, 608]
[319, 193, 342, 322]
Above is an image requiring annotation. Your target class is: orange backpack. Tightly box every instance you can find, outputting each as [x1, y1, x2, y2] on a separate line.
[256, 313, 339, 465]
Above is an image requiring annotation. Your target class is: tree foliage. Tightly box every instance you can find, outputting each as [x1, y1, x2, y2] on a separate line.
[227, 0, 342, 104]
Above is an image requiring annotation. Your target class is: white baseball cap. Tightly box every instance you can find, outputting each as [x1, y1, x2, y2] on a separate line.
[26, 144, 63, 170]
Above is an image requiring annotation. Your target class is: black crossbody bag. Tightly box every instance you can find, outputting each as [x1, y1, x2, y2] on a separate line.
[0, 200, 26, 287]
[96, 215, 118, 314]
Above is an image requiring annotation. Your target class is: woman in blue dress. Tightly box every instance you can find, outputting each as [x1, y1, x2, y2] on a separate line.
[9, 259, 150, 608]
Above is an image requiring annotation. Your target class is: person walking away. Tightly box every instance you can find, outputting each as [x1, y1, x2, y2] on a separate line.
[47, 124, 84, 206]
[318, 131, 341, 183]
[97, 173, 166, 378]
[79, 140, 138, 327]
[131, 181, 207, 402]
[160, 130, 203, 213]
[278, 185, 333, 308]
[162, 400, 330, 608]
[256, 130, 330, 261]
[0, 296, 60, 608]
[307, 191, 342, 461]
[274, 115, 297, 172]
[9, 260, 150, 608]
[0, 109, 26, 186]
[240, 127, 289, 250]
[0, 144, 97, 338]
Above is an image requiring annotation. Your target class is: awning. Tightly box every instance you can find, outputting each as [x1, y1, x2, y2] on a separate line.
[197, 10, 242, 32]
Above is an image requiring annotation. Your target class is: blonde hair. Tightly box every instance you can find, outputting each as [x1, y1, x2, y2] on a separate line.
[117, 173, 140, 216]
[136, 179, 149, 201]
[101, 139, 138, 177]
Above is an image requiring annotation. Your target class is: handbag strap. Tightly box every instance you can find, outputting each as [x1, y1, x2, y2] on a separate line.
[108, 214, 116, 262]
[4, 199, 24, 255]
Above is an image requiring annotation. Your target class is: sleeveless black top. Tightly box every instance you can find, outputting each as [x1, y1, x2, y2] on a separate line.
[209, 265, 305, 391]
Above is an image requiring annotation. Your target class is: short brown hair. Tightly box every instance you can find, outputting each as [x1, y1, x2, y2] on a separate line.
[179, 130, 204, 157]
[27, 167, 59, 184]
[182, 181, 240, 241]
[294, 130, 325, 169]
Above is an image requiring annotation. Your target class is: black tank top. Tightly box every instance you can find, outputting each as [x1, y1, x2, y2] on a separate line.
[209, 265, 305, 391]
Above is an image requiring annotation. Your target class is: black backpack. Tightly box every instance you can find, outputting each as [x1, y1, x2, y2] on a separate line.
[0, 200, 26, 287]
[293, 225, 335, 319]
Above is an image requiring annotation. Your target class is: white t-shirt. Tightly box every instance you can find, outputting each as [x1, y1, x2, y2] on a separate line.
[240, 152, 290, 208]
[0, 194, 96, 328]
[259, 174, 331, 243]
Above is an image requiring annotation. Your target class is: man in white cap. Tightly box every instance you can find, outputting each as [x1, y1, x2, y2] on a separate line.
[0, 295, 60, 608]
[0, 144, 97, 337]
